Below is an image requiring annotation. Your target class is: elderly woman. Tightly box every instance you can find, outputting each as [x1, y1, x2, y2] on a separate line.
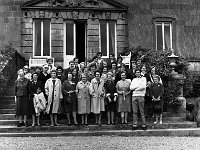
[45, 69, 63, 127]
[62, 72, 78, 126]
[89, 70, 105, 126]
[150, 75, 164, 124]
[76, 74, 91, 125]
[104, 72, 118, 125]
[116, 71, 131, 124]
[28, 72, 44, 127]
[15, 69, 30, 127]
[150, 66, 162, 84]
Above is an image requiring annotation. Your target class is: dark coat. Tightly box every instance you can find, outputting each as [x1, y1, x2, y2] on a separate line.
[104, 80, 117, 99]
[57, 74, 66, 84]
[15, 77, 30, 96]
[38, 72, 51, 88]
[150, 83, 164, 99]
[28, 80, 44, 96]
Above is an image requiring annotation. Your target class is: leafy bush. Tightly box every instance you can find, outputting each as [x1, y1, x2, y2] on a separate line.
[121, 46, 196, 109]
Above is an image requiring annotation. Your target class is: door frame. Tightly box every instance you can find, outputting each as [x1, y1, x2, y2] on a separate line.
[63, 20, 87, 69]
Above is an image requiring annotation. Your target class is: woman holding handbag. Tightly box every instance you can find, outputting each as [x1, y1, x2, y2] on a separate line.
[62, 72, 78, 126]
[150, 75, 164, 124]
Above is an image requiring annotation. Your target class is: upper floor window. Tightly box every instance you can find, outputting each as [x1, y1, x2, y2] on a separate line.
[33, 19, 51, 57]
[100, 21, 116, 58]
[156, 22, 172, 50]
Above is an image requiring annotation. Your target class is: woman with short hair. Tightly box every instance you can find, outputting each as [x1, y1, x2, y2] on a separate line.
[116, 71, 131, 124]
[104, 72, 118, 125]
[89, 70, 105, 126]
[62, 72, 78, 126]
[45, 69, 63, 127]
[28, 72, 44, 127]
[76, 74, 91, 125]
[15, 69, 30, 127]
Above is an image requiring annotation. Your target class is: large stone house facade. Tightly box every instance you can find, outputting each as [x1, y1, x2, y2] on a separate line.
[1, 0, 200, 70]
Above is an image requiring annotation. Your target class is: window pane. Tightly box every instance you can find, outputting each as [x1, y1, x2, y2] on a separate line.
[43, 20, 50, 56]
[109, 22, 115, 55]
[66, 23, 74, 55]
[34, 20, 41, 56]
[156, 24, 163, 50]
[100, 22, 107, 56]
[164, 24, 171, 50]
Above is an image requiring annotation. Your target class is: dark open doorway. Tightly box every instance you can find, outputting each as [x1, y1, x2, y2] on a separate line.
[76, 21, 86, 63]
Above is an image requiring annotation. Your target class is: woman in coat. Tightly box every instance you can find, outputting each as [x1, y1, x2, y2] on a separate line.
[76, 74, 91, 125]
[45, 69, 63, 127]
[104, 72, 118, 125]
[89, 70, 105, 126]
[62, 72, 78, 126]
[116, 71, 131, 124]
[150, 75, 164, 124]
[28, 72, 44, 127]
[15, 69, 30, 127]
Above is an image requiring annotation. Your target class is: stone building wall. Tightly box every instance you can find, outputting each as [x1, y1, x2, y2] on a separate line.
[0, 0, 25, 53]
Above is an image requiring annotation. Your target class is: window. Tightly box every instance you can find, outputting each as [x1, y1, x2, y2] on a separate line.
[156, 22, 172, 50]
[100, 21, 116, 58]
[33, 19, 51, 57]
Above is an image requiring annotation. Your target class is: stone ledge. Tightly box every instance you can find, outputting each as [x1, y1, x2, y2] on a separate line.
[1, 128, 200, 137]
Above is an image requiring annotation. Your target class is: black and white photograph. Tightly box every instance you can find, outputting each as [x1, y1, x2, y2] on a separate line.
[0, 0, 200, 149]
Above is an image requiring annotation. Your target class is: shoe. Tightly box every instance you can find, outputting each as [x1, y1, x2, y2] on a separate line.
[68, 123, 71, 126]
[37, 124, 41, 127]
[54, 123, 60, 126]
[159, 121, 162, 124]
[85, 123, 88, 126]
[98, 123, 101, 126]
[132, 126, 137, 130]
[50, 124, 54, 127]
[31, 124, 35, 127]
[125, 122, 128, 125]
[81, 123, 84, 126]
[154, 121, 158, 124]
[74, 123, 78, 126]
[107, 123, 110, 125]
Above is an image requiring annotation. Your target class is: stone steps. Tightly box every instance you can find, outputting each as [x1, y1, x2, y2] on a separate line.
[0, 122, 196, 133]
[0, 109, 15, 114]
[0, 104, 16, 109]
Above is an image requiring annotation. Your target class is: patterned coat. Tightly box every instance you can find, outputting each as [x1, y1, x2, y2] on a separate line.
[76, 81, 91, 114]
[89, 78, 105, 114]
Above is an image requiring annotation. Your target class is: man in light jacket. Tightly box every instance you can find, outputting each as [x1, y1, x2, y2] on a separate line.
[130, 69, 147, 130]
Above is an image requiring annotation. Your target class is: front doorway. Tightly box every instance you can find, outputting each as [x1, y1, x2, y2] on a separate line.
[63, 21, 87, 69]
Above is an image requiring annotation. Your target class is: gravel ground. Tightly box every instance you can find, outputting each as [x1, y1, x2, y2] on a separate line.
[0, 136, 200, 150]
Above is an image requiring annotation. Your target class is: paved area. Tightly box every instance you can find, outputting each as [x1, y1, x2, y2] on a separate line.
[0, 136, 200, 150]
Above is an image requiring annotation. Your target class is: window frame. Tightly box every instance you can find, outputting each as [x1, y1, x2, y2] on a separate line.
[33, 19, 51, 58]
[99, 21, 117, 58]
[153, 17, 175, 51]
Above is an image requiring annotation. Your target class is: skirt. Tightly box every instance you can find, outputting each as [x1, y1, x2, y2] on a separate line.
[16, 96, 30, 116]
[152, 100, 163, 115]
[29, 95, 36, 115]
[63, 93, 77, 113]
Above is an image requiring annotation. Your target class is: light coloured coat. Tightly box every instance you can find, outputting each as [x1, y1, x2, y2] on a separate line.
[89, 78, 105, 114]
[45, 78, 63, 114]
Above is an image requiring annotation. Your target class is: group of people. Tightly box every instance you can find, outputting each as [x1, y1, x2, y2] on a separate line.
[15, 52, 164, 130]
